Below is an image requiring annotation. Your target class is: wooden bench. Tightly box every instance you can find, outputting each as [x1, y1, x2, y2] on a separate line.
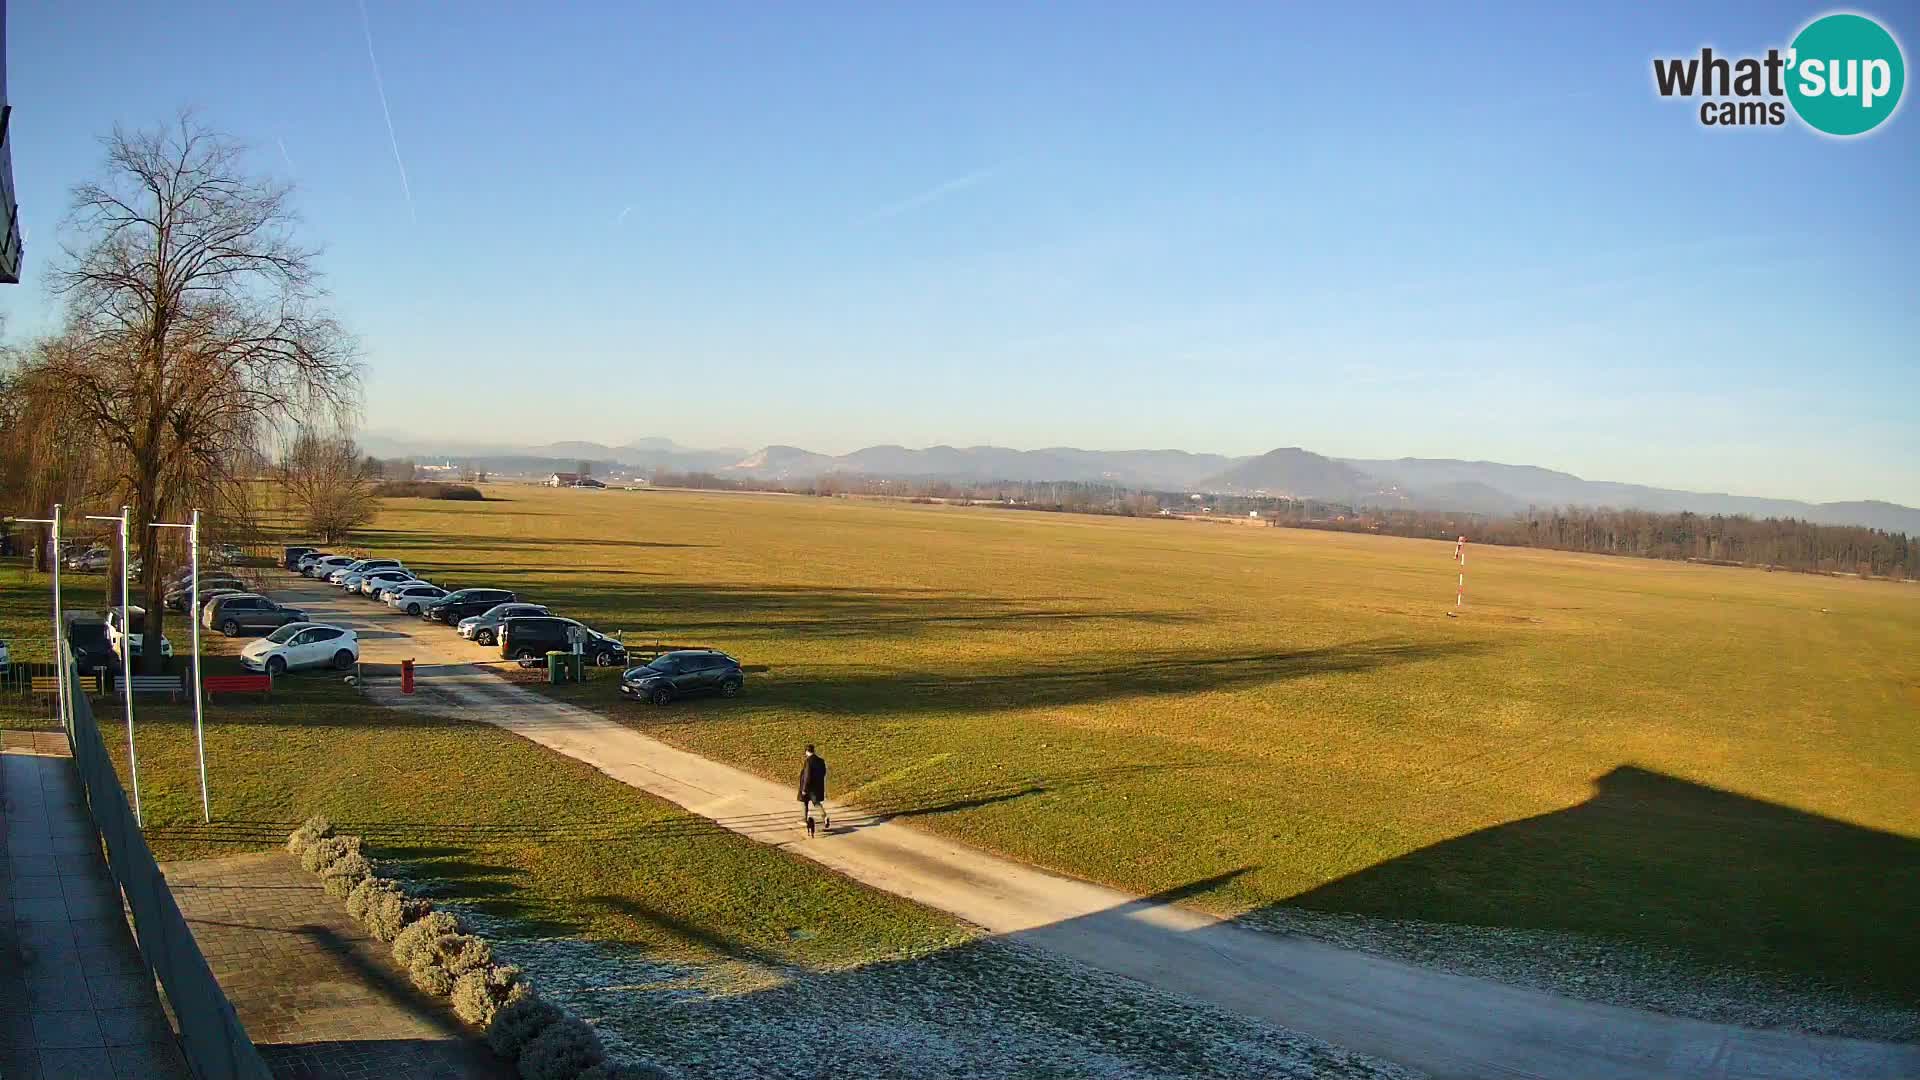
[203, 674, 272, 701]
[30, 676, 61, 697]
[119, 675, 184, 702]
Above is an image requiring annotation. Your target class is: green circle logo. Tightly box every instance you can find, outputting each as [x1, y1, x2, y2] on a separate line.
[1787, 13, 1905, 136]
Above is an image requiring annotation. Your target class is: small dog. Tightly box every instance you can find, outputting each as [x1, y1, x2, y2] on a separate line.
[805, 814, 816, 838]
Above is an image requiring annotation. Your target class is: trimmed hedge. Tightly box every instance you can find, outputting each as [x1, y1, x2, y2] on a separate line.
[287, 819, 668, 1080]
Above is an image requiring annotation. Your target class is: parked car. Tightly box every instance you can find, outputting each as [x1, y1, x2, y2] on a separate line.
[385, 583, 449, 616]
[164, 576, 248, 611]
[66, 548, 110, 572]
[355, 568, 416, 597]
[240, 623, 358, 675]
[620, 650, 744, 705]
[458, 603, 551, 645]
[295, 550, 331, 572]
[0, 639, 8, 676]
[306, 555, 355, 578]
[215, 543, 245, 564]
[104, 607, 173, 661]
[331, 559, 404, 586]
[498, 617, 627, 668]
[374, 578, 432, 602]
[64, 614, 115, 675]
[424, 588, 517, 625]
[193, 587, 249, 617]
[284, 546, 317, 570]
[203, 594, 309, 637]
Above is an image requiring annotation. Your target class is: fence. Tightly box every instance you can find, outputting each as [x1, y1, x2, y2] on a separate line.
[60, 645, 275, 1080]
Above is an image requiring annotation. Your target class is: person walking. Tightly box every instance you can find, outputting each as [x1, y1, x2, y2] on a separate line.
[798, 744, 828, 835]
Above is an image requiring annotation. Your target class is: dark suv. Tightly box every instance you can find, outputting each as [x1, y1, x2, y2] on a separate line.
[619, 650, 743, 705]
[460, 603, 551, 646]
[498, 617, 627, 668]
[204, 594, 309, 637]
[164, 577, 247, 611]
[424, 588, 517, 625]
[64, 613, 115, 675]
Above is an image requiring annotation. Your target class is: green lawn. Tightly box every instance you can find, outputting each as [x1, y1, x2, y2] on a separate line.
[355, 486, 1919, 1003]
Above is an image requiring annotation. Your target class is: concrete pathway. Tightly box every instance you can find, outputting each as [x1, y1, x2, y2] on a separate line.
[1, 734, 192, 1080]
[279, 574, 1920, 1080]
[161, 851, 511, 1080]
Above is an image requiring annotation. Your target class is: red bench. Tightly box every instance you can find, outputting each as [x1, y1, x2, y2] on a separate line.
[203, 674, 272, 701]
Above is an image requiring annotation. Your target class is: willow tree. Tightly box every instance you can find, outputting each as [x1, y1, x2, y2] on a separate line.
[38, 114, 359, 671]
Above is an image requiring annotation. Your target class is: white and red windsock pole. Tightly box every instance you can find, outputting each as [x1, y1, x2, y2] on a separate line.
[1455, 535, 1467, 607]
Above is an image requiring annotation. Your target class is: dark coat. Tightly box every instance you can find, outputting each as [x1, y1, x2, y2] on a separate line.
[798, 753, 827, 803]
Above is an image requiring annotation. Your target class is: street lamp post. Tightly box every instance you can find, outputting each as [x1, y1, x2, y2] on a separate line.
[86, 506, 141, 826]
[153, 511, 209, 821]
[6, 507, 66, 732]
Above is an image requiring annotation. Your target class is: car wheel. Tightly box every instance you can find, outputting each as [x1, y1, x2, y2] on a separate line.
[266, 656, 288, 676]
[332, 650, 355, 671]
[651, 685, 674, 706]
[720, 677, 742, 698]
[477, 630, 495, 646]
[221, 619, 240, 638]
[514, 648, 539, 669]
[594, 651, 617, 667]
[407, 603, 421, 616]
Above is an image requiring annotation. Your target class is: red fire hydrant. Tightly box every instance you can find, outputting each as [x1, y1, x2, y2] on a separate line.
[401, 658, 415, 695]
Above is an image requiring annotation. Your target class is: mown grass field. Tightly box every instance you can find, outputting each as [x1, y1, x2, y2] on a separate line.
[357, 485, 1920, 1004]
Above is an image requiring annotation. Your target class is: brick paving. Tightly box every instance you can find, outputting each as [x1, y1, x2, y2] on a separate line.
[160, 851, 512, 1079]
[1, 736, 192, 1080]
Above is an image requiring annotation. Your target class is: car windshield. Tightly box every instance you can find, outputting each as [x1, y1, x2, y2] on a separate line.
[265, 624, 304, 644]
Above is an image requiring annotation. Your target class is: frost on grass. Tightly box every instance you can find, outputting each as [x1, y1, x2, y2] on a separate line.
[1239, 906, 1920, 1044]
[450, 906, 1417, 1080]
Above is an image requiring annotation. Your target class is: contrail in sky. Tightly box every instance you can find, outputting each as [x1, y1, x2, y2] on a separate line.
[859, 164, 1004, 223]
[615, 205, 633, 226]
[357, 0, 415, 223]
[276, 137, 296, 175]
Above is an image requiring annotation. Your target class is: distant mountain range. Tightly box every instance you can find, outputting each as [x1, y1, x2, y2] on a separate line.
[357, 432, 1920, 534]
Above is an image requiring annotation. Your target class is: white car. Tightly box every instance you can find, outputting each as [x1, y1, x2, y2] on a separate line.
[357, 569, 416, 596]
[385, 583, 447, 615]
[332, 560, 405, 588]
[66, 548, 111, 571]
[104, 606, 174, 661]
[240, 623, 359, 675]
[306, 555, 354, 579]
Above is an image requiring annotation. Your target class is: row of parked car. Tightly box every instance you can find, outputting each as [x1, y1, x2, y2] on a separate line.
[282, 545, 745, 705]
[143, 561, 361, 675]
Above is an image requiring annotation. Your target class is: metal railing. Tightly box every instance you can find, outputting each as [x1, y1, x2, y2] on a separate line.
[60, 644, 274, 1080]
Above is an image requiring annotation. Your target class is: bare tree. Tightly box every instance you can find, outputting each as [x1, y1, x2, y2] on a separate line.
[279, 429, 376, 543]
[31, 114, 359, 671]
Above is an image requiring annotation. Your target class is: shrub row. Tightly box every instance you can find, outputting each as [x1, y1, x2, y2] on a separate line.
[286, 815, 666, 1080]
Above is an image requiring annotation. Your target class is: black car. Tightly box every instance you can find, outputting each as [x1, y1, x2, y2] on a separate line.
[164, 576, 247, 611]
[284, 545, 316, 569]
[424, 588, 517, 625]
[64, 613, 115, 675]
[497, 617, 626, 668]
[619, 650, 743, 705]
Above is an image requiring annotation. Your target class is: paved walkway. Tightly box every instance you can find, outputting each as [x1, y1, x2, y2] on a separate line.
[283, 574, 1920, 1080]
[161, 851, 512, 1080]
[1, 734, 191, 1080]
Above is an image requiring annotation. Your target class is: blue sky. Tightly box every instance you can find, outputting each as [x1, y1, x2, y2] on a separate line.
[3, 2, 1915, 503]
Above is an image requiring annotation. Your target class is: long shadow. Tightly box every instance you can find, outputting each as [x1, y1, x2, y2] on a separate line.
[1277, 764, 1920, 1006]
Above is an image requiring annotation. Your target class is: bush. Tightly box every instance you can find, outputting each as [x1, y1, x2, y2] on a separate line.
[363, 887, 432, 942]
[345, 876, 391, 922]
[580, 1060, 674, 1080]
[486, 995, 563, 1060]
[442, 934, 494, 980]
[410, 952, 456, 997]
[371, 480, 486, 500]
[392, 911, 463, 967]
[518, 1016, 605, 1080]
[285, 814, 335, 855]
[321, 853, 375, 898]
[300, 834, 361, 874]
[452, 964, 530, 1028]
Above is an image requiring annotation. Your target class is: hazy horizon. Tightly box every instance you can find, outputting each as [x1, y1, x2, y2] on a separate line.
[3, 2, 1914, 505]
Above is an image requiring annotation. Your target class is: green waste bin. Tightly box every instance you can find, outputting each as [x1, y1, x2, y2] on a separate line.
[567, 651, 585, 683]
[546, 651, 569, 684]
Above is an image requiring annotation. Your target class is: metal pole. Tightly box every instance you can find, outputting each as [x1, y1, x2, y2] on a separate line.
[52, 508, 65, 732]
[190, 510, 208, 821]
[88, 507, 141, 826]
